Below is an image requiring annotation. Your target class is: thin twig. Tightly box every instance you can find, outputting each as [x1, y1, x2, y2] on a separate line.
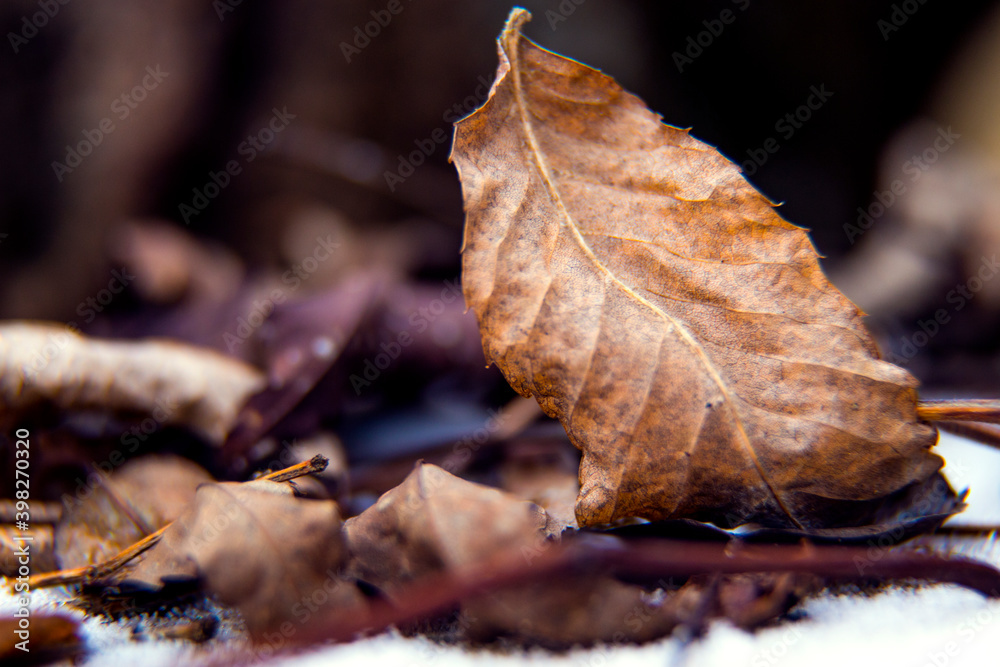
[26, 524, 168, 589]
[918, 399, 1000, 425]
[261, 455, 329, 483]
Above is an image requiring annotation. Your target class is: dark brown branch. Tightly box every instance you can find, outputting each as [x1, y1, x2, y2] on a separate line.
[918, 399, 1000, 425]
[294, 536, 1000, 647]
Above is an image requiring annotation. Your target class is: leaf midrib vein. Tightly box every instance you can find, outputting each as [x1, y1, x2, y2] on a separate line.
[505, 30, 803, 528]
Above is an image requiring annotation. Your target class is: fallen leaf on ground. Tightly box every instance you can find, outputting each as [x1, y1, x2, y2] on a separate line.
[345, 463, 690, 645]
[54, 455, 213, 569]
[462, 569, 818, 646]
[452, 8, 944, 530]
[462, 572, 687, 646]
[116, 475, 363, 637]
[0, 323, 266, 444]
[345, 463, 557, 594]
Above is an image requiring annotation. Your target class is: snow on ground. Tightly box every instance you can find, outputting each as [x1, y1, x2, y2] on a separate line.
[4, 430, 1000, 666]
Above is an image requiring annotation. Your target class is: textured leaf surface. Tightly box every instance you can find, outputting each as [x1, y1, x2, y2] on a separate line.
[55, 455, 212, 569]
[345, 463, 556, 594]
[121, 478, 361, 637]
[0, 322, 265, 444]
[345, 463, 688, 646]
[451, 9, 943, 529]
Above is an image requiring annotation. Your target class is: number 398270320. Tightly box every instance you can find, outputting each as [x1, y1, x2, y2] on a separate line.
[14, 428, 30, 501]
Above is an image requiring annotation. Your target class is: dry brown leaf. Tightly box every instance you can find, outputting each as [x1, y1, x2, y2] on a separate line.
[0, 613, 80, 664]
[344, 464, 809, 646]
[344, 464, 552, 596]
[452, 9, 943, 530]
[119, 476, 363, 637]
[0, 322, 266, 444]
[54, 455, 212, 569]
[345, 463, 557, 595]
[345, 463, 672, 645]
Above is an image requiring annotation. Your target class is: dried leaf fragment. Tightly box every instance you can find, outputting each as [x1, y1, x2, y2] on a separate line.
[0, 322, 265, 444]
[54, 455, 213, 569]
[345, 463, 556, 595]
[117, 476, 363, 637]
[452, 9, 942, 530]
[346, 463, 684, 646]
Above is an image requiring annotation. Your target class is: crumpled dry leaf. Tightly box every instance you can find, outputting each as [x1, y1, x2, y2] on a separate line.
[0, 322, 266, 444]
[346, 463, 666, 644]
[352, 464, 655, 641]
[54, 455, 212, 569]
[345, 463, 557, 594]
[118, 476, 362, 637]
[452, 9, 943, 530]
[344, 464, 811, 646]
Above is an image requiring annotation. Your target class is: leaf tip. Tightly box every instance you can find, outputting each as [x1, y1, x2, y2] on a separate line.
[502, 7, 533, 45]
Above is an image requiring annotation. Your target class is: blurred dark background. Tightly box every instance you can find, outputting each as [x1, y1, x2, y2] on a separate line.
[4, 0, 1000, 396]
